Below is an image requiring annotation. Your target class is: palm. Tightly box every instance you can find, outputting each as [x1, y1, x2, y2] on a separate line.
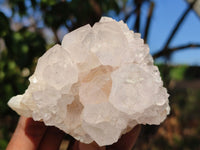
[7, 117, 140, 150]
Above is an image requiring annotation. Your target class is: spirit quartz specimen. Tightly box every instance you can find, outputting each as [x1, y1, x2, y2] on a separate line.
[8, 17, 170, 146]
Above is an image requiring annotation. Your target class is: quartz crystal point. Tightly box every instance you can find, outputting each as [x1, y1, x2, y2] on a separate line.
[8, 17, 170, 146]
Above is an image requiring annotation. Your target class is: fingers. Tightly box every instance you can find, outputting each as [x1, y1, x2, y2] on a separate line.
[7, 117, 64, 150]
[7, 116, 47, 150]
[75, 141, 106, 150]
[38, 126, 65, 150]
[107, 125, 141, 150]
[71, 125, 141, 150]
[7, 116, 140, 150]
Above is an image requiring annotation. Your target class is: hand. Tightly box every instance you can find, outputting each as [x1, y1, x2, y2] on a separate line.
[7, 117, 141, 150]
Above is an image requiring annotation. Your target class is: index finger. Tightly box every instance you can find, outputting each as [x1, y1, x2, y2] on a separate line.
[6, 117, 47, 150]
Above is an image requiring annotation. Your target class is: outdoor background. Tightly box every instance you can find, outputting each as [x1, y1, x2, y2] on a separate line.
[0, 0, 200, 149]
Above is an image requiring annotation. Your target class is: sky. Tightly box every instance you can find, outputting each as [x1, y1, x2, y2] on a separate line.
[0, 0, 200, 66]
[134, 0, 200, 65]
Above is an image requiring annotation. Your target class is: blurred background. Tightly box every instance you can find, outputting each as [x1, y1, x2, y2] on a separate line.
[0, 0, 200, 149]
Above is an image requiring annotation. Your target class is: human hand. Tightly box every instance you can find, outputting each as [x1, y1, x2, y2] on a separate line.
[7, 117, 140, 150]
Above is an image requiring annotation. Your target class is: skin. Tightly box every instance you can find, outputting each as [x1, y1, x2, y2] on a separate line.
[7, 117, 141, 150]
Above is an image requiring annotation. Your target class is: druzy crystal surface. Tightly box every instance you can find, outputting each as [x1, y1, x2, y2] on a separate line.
[8, 17, 170, 146]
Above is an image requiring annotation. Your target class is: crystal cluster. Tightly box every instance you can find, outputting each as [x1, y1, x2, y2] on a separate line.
[8, 17, 170, 146]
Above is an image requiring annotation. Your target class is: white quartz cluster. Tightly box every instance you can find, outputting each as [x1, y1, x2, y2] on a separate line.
[8, 17, 170, 146]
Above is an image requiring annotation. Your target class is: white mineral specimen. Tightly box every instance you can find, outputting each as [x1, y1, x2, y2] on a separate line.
[8, 17, 170, 146]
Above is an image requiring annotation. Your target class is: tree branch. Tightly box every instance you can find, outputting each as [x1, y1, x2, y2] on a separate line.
[153, 43, 200, 59]
[164, 1, 196, 48]
[124, 9, 135, 23]
[52, 28, 60, 44]
[169, 43, 200, 52]
[153, 0, 197, 59]
[144, 2, 154, 43]
[134, 3, 141, 32]
[89, 0, 102, 16]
